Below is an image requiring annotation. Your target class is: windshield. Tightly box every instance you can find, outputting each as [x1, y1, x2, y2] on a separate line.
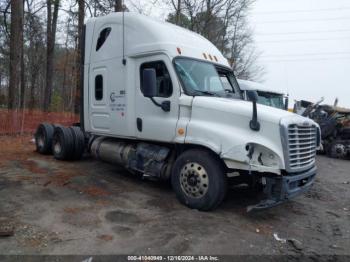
[174, 57, 242, 99]
[257, 91, 285, 109]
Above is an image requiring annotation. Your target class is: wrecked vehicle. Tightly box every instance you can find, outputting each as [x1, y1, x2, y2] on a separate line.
[294, 99, 350, 159]
[34, 13, 320, 211]
[238, 79, 289, 111]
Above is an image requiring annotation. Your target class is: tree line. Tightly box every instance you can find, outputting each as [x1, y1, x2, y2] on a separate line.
[0, 0, 263, 113]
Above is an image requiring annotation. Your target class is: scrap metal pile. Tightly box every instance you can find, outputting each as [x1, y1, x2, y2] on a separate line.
[294, 99, 350, 159]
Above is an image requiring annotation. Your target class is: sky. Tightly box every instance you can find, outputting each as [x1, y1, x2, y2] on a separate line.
[249, 0, 350, 108]
[130, 0, 350, 108]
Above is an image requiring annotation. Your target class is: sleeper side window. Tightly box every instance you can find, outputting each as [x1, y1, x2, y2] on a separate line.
[95, 75, 103, 100]
[96, 27, 111, 51]
[140, 61, 173, 98]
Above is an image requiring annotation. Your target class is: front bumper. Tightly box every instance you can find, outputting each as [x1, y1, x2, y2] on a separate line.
[247, 166, 317, 212]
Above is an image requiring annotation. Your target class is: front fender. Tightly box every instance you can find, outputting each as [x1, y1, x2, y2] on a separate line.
[185, 102, 285, 174]
[222, 143, 284, 175]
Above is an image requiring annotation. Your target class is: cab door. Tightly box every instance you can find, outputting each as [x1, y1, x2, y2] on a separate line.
[135, 55, 179, 142]
[89, 65, 110, 132]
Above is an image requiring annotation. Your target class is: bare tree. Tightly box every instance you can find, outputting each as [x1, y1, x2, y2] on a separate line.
[169, 0, 182, 25]
[43, 0, 59, 111]
[8, 0, 24, 110]
[114, 0, 123, 12]
[74, 0, 84, 113]
[26, 13, 45, 109]
[228, 0, 264, 80]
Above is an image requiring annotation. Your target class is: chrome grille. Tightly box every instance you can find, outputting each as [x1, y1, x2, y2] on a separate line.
[287, 124, 317, 170]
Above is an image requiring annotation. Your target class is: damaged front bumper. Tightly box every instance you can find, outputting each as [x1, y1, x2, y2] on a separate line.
[247, 166, 317, 212]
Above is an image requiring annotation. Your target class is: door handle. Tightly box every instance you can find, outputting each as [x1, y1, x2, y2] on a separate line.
[137, 118, 142, 132]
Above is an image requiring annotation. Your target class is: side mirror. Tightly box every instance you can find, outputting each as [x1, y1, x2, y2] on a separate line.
[246, 90, 260, 131]
[142, 69, 157, 98]
[246, 90, 258, 103]
[284, 96, 289, 111]
[142, 68, 171, 112]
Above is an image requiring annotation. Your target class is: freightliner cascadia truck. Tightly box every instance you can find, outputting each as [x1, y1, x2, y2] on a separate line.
[35, 13, 321, 211]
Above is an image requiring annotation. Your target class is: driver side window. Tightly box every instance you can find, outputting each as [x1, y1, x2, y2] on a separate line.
[140, 61, 173, 98]
[208, 77, 223, 92]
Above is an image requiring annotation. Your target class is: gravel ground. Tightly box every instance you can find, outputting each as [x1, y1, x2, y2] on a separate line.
[0, 136, 349, 257]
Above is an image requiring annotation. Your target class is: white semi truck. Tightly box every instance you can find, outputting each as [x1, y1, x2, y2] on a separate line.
[35, 13, 320, 211]
[238, 79, 289, 110]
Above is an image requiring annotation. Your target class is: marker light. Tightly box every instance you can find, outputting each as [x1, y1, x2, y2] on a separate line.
[208, 54, 213, 61]
[178, 128, 185, 135]
[214, 56, 218, 62]
[203, 53, 207, 59]
[177, 47, 182, 55]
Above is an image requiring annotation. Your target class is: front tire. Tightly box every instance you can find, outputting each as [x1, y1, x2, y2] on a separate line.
[171, 149, 227, 211]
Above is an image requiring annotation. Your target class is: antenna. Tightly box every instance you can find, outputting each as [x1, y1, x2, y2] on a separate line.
[122, 0, 126, 65]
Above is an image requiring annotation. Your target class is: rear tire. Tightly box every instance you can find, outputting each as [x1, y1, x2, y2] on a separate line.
[35, 123, 54, 154]
[69, 126, 85, 160]
[171, 149, 227, 211]
[52, 126, 74, 160]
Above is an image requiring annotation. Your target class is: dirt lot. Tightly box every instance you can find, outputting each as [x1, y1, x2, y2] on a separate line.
[0, 136, 349, 257]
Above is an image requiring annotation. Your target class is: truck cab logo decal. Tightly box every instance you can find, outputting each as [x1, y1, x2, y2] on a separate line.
[109, 91, 126, 113]
[110, 92, 116, 103]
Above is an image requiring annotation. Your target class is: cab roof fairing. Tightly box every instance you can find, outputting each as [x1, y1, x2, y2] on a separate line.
[84, 12, 230, 67]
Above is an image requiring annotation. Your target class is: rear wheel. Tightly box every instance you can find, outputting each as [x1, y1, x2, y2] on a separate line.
[171, 149, 227, 211]
[52, 126, 74, 160]
[35, 123, 54, 154]
[69, 126, 85, 160]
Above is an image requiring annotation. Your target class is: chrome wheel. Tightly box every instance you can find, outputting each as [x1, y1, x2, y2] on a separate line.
[180, 162, 209, 198]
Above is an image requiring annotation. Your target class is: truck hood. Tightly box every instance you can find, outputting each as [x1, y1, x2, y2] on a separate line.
[192, 96, 294, 125]
[185, 96, 316, 174]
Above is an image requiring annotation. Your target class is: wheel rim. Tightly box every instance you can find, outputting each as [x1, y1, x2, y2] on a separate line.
[332, 143, 347, 158]
[53, 140, 62, 155]
[180, 162, 209, 198]
[37, 135, 44, 149]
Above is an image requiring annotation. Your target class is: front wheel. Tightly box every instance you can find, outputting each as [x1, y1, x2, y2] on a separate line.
[171, 149, 227, 211]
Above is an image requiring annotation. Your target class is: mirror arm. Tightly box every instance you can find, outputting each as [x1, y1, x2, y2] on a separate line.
[150, 98, 170, 112]
[150, 97, 161, 107]
[250, 101, 260, 131]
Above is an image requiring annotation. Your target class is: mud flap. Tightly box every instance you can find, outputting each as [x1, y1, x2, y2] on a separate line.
[247, 166, 317, 212]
